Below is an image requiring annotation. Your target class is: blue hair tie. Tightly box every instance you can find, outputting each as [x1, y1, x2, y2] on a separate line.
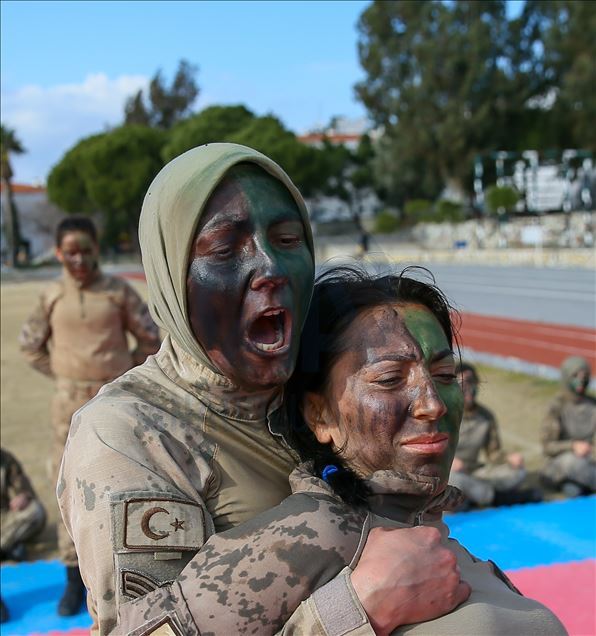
[322, 465, 339, 482]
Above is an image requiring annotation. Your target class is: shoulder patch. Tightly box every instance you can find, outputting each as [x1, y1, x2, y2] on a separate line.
[112, 494, 206, 552]
[121, 569, 162, 598]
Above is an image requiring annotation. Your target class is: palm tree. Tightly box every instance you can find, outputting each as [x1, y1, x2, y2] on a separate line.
[1, 124, 26, 266]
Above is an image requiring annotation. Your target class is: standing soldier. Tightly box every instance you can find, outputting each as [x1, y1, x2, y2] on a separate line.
[541, 356, 596, 496]
[449, 362, 539, 507]
[19, 216, 160, 616]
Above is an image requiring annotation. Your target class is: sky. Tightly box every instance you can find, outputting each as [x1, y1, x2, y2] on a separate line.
[1, 0, 524, 185]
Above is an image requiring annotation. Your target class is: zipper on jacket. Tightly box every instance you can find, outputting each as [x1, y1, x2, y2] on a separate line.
[413, 511, 424, 526]
[79, 290, 86, 319]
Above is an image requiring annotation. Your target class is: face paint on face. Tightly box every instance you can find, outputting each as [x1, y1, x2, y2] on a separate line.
[310, 303, 463, 484]
[569, 369, 590, 395]
[186, 165, 314, 390]
[458, 369, 478, 411]
[56, 231, 99, 286]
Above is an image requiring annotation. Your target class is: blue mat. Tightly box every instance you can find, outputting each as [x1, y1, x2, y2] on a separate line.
[447, 495, 596, 570]
[1, 497, 594, 634]
[1, 560, 91, 635]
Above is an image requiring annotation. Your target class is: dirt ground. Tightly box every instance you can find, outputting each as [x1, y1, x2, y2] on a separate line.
[1, 276, 563, 560]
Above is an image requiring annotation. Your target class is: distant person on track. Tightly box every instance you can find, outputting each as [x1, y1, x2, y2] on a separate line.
[541, 356, 596, 497]
[449, 362, 541, 508]
[19, 216, 160, 617]
[1, 447, 47, 624]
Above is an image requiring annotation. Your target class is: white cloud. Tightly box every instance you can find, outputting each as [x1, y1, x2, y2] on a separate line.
[1, 73, 149, 183]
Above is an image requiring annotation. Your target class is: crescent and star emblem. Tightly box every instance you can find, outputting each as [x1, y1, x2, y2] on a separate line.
[141, 506, 170, 541]
[140, 507, 187, 540]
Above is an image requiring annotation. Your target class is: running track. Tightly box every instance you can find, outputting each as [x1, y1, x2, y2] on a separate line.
[459, 313, 596, 376]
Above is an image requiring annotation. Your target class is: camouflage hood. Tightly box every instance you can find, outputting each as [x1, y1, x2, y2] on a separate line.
[560, 356, 591, 387]
[138, 143, 314, 373]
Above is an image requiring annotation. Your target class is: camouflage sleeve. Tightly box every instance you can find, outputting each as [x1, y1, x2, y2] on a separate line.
[121, 282, 161, 365]
[541, 398, 573, 456]
[58, 402, 216, 634]
[484, 412, 505, 465]
[117, 494, 373, 636]
[6, 451, 36, 502]
[19, 294, 53, 377]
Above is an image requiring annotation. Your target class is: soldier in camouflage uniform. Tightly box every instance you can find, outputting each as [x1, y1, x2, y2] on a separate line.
[20, 216, 160, 616]
[448, 362, 534, 507]
[541, 356, 596, 496]
[1, 447, 46, 559]
[59, 145, 469, 635]
[115, 268, 565, 636]
[1, 448, 46, 624]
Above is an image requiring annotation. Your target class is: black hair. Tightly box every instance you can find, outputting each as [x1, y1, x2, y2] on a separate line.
[455, 361, 479, 383]
[285, 264, 460, 508]
[55, 216, 98, 248]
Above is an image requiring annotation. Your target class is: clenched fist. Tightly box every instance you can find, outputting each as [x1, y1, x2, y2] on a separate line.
[350, 526, 471, 635]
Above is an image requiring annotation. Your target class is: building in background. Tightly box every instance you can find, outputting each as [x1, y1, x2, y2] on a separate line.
[0, 184, 64, 265]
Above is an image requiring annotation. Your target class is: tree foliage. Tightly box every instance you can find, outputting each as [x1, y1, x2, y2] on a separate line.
[355, 0, 595, 205]
[226, 115, 328, 197]
[484, 185, 520, 215]
[162, 105, 256, 162]
[124, 59, 199, 129]
[1, 124, 26, 265]
[47, 126, 165, 247]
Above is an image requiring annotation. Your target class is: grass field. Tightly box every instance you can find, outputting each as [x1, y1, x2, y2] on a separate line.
[1, 276, 563, 560]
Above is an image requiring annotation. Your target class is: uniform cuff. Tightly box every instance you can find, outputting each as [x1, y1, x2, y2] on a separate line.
[311, 567, 373, 636]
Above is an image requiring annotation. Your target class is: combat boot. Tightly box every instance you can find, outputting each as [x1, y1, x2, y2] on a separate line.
[57, 566, 85, 616]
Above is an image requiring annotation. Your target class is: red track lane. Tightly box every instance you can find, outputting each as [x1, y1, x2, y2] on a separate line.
[121, 273, 596, 373]
[459, 312, 596, 375]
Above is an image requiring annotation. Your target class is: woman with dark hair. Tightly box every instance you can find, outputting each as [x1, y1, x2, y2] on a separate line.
[59, 146, 465, 635]
[119, 265, 565, 636]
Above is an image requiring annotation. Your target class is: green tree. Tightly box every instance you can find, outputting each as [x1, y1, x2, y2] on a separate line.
[1, 124, 26, 266]
[485, 184, 519, 216]
[318, 132, 378, 238]
[162, 105, 256, 162]
[48, 126, 165, 249]
[518, 1, 596, 149]
[124, 59, 199, 129]
[355, 1, 529, 203]
[227, 116, 327, 196]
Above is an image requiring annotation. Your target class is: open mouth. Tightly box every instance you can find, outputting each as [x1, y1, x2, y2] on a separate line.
[246, 308, 291, 354]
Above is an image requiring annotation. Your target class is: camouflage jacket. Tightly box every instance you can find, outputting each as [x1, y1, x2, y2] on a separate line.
[0, 448, 38, 511]
[58, 336, 376, 635]
[455, 404, 505, 472]
[118, 465, 566, 636]
[542, 391, 596, 457]
[19, 269, 160, 382]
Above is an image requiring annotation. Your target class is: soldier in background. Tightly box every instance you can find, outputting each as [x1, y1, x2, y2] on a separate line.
[19, 216, 160, 616]
[541, 356, 596, 496]
[449, 362, 540, 507]
[1, 447, 46, 624]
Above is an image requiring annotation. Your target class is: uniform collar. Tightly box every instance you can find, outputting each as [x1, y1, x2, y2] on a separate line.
[62, 266, 103, 290]
[156, 335, 284, 423]
[289, 463, 463, 525]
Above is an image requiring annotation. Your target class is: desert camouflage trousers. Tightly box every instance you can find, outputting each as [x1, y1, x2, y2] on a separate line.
[541, 451, 596, 492]
[449, 463, 526, 506]
[1, 499, 46, 553]
[52, 378, 106, 566]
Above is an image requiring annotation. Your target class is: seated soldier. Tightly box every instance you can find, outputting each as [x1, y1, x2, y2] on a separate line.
[1, 447, 47, 624]
[541, 356, 595, 497]
[449, 363, 540, 507]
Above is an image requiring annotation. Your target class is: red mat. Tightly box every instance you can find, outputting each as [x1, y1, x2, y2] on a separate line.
[508, 559, 596, 636]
